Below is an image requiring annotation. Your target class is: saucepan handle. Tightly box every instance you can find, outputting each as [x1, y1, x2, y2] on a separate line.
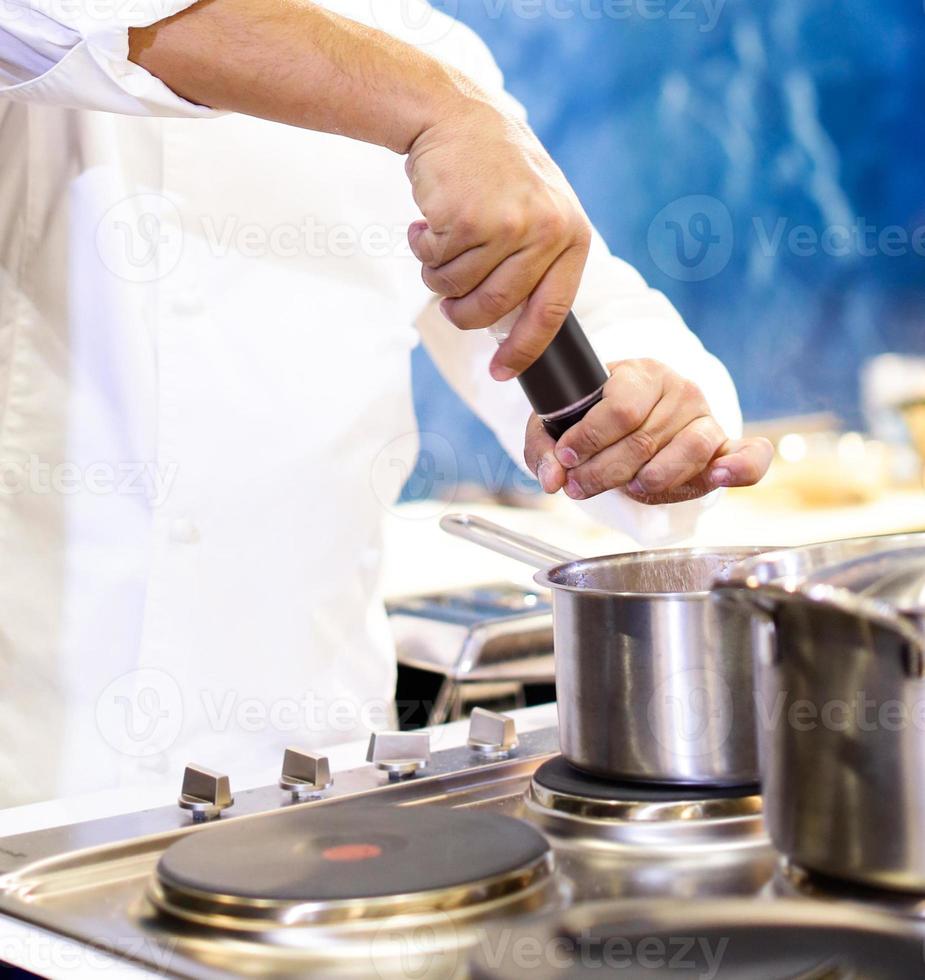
[439, 513, 582, 571]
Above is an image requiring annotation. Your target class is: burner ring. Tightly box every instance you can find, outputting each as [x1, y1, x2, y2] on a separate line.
[525, 756, 765, 849]
[149, 803, 559, 936]
[527, 780, 763, 824]
[150, 850, 556, 930]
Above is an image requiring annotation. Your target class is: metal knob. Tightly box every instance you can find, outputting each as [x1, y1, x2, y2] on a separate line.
[366, 731, 430, 779]
[279, 748, 333, 800]
[467, 707, 518, 759]
[177, 765, 234, 821]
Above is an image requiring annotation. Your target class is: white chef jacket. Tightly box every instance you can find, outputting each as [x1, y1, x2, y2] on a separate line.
[0, 0, 742, 807]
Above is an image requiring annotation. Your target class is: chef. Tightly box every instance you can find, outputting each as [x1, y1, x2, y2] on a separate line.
[0, 0, 771, 807]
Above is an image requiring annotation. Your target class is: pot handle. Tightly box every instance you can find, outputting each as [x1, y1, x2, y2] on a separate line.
[714, 578, 925, 678]
[439, 514, 582, 571]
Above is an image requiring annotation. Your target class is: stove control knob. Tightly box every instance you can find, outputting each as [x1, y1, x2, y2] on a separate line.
[279, 747, 333, 800]
[178, 765, 234, 821]
[467, 707, 518, 759]
[366, 731, 430, 780]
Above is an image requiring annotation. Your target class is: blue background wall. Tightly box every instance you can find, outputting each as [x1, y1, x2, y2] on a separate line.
[409, 0, 924, 492]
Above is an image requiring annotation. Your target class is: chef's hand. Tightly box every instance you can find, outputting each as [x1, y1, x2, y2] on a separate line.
[406, 102, 592, 382]
[523, 359, 773, 505]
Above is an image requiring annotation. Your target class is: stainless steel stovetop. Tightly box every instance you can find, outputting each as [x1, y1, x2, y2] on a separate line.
[0, 720, 921, 979]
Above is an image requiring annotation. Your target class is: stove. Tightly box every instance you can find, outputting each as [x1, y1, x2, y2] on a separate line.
[0, 715, 922, 978]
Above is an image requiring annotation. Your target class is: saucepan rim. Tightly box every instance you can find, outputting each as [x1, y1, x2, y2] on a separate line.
[719, 531, 925, 589]
[532, 545, 774, 599]
[714, 531, 925, 662]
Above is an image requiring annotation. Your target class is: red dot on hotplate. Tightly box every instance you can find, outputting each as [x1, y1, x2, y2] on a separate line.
[320, 843, 383, 863]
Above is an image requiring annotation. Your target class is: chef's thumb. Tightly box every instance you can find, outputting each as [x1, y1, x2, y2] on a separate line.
[524, 415, 565, 494]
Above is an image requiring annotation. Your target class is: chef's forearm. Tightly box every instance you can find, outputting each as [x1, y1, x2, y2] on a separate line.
[129, 0, 594, 378]
[128, 0, 484, 153]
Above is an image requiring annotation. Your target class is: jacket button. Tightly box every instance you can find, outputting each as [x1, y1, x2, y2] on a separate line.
[172, 289, 204, 316]
[169, 518, 199, 544]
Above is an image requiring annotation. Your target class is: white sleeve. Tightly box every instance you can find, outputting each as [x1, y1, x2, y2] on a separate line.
[0, 0, 220, 116]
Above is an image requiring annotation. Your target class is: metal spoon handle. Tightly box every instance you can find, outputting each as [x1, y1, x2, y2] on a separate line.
[439, 513, 581, 571]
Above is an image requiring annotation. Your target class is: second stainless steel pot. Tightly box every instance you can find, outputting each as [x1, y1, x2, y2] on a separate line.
[441, 514, 766, 786]
[717, 533, 925, 891]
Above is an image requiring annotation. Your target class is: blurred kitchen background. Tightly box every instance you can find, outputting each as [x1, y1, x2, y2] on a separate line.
[403, 0, 925, 501]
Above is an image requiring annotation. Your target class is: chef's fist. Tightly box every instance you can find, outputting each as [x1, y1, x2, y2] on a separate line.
[524, 359, 773, 505]
[406, 100, 591, 382]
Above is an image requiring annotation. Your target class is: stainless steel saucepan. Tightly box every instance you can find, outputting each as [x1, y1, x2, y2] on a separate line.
[716, 533, 925, 891]
[440, 513, 768, 786]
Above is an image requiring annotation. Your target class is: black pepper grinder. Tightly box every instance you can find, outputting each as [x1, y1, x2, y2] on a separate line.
[503, 310, 610, 440]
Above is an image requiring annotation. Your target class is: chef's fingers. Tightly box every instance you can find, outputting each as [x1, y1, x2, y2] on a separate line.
[421, 241, 510, 298]
[440, 239, 559, 335]
[626, 416, 728, 496]
[561, 374, 719, 499]
[490, 240, 589, 381]
[408, 220, 483, 268]
[622, 437, 775, 505]
[408, 196, 538, 271]
[707, 437, 775, 488]
[561, 414, 686, 499]
[523, 414, 566, 494]
[552, 361, 667, 468]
